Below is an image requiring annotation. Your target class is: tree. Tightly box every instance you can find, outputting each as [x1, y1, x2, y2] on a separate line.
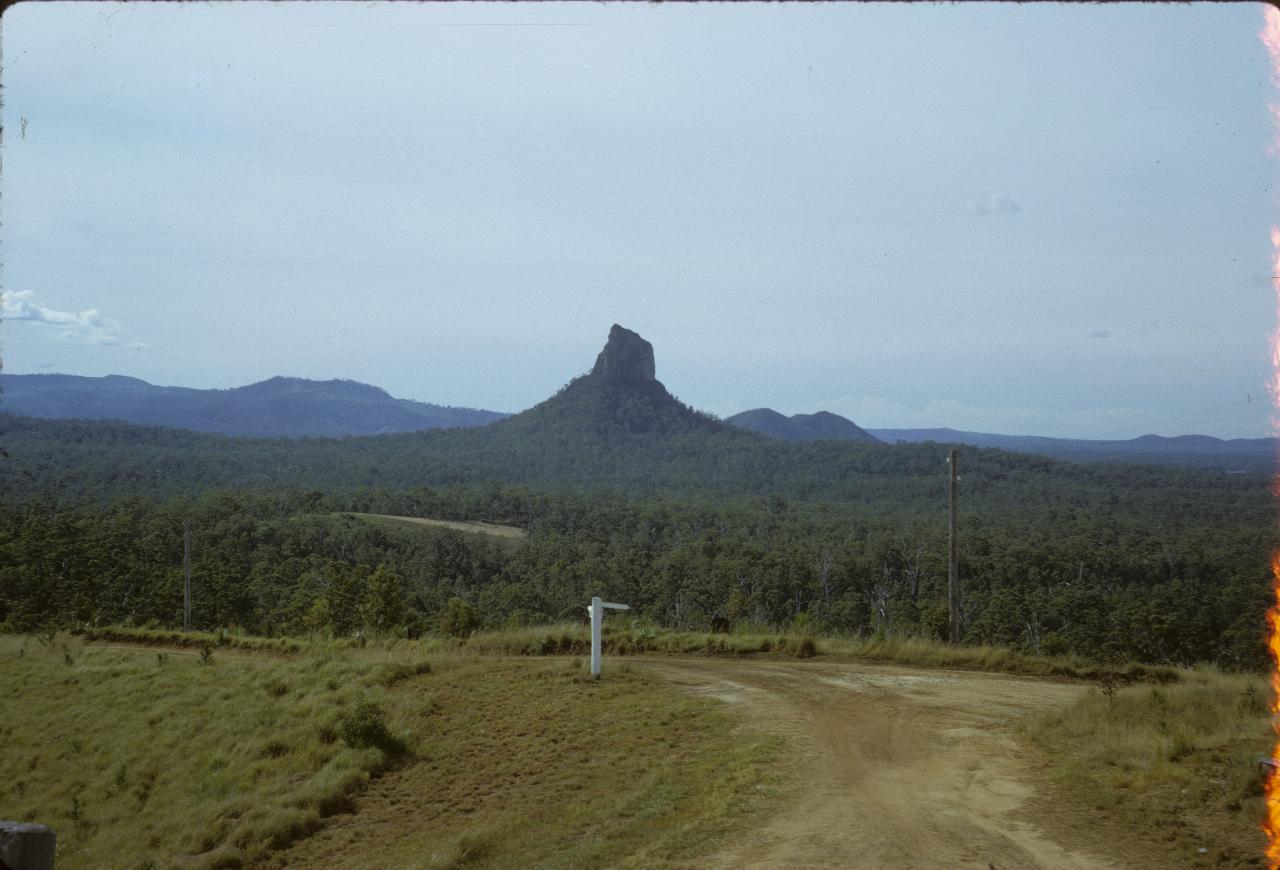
[361, 563, 406, 634]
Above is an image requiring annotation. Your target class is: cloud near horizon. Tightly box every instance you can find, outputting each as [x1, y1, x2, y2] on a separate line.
[3, 290, 145, 349]
[964, 192, 1022, 217]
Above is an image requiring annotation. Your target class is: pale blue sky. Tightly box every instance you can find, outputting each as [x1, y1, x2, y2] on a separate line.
[1, 1, 1274, 438]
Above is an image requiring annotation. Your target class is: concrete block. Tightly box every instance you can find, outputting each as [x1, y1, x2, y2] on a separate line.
[0, 821, 55, 870]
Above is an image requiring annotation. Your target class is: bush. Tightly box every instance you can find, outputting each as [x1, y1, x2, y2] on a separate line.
[439, 597, 479, 638]
[336, 701, 405, 756]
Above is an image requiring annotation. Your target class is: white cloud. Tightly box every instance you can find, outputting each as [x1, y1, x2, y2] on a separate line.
[2, 290, 140, 348]
[964, 192, 1022, 217]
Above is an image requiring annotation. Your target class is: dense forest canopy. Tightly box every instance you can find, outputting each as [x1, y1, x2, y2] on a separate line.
[2, 326, 1275, 669]
[0, 483, 1271, 669]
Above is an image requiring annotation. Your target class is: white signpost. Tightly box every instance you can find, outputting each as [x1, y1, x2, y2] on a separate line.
[586, 596, 630, 678]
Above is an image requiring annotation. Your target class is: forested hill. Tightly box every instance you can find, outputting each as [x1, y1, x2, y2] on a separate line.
[0, 373, 508, 437]
[727, 408, 880, 443]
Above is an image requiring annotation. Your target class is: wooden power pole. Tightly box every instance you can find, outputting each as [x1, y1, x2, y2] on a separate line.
[947, 449, 960, 644]
[183, 520, 192, 631]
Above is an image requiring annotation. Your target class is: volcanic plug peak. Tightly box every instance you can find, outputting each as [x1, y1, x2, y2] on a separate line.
[590, 324, 656, 385]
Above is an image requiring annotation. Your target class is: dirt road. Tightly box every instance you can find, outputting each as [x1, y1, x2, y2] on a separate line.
[635, 657, 1128, 870]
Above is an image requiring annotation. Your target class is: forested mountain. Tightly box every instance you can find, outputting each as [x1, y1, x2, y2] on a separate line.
[727, 408, 880, 443]
[0, 373, 508, 437]
[1, 325, 1274, 670]
[870, 427, 1275, 472]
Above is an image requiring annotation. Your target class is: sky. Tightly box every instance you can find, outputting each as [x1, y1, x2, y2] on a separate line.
[1, 1, 1275, 439]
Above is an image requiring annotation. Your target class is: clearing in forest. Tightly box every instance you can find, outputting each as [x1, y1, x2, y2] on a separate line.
[347, 513, 528, 541]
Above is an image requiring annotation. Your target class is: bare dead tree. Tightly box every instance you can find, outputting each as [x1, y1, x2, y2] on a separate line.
[894, 533, 929, 607]
[871, 573, 892, 636]
[1025, 611, 1043, 655]
[815, 546, 834, 608]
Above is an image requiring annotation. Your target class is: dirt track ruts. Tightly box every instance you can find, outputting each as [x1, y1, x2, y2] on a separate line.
[635, 657, 1127, 870]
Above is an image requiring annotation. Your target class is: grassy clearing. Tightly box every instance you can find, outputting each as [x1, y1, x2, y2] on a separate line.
[1025, 667, 1271, 868]
[345, 513, 527, 541]
[0, 632, 777, 869]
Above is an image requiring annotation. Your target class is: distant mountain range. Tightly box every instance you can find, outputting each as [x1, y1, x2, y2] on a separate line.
[2, 341, 1273, 471]
[724, 409, 1273, 472]
[0, 373, 508, 438]
[3, 324, 1275, 507]
[866, 427, 1274, 472]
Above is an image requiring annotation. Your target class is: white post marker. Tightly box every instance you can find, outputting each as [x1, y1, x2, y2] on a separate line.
[587, 596, 630, 678]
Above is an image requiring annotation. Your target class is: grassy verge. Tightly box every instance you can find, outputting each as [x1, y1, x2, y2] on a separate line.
[79, 622, 1179, 684]
[451, 622, 1178, 683]
[0, 632, 777, 869]
[81, 624, 306, 654]
[1024, 667, 1270, 868]
[815, 633, 1179, 683]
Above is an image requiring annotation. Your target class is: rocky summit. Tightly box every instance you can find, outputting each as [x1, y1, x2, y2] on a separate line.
[590, 324, 656, 385]
[492, 323, 719, 437]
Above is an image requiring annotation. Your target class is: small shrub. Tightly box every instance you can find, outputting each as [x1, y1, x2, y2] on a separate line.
[337, 701, 405, 756]
[374, 660, 432, 687]
[1168, 730, 1196, 762]
[199, 643, 214, 666]
[1237, 684, 1267, 717]
[1097, 672, 1119, 709]
[440, 598, 479, 638]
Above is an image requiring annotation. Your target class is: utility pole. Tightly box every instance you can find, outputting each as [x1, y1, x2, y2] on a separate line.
[183, 520, 192, 631]
[947, 449, 960, 644]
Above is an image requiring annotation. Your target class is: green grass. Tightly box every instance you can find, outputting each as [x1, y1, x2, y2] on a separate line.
[82, 624, 307, 654]
[814, 632, 1180, 683]
[12, 623, 1253, 868]
[1024, 667, 1271, 868]
[446, 622, 1177, 684]
[0, 632, 777, 869]
[264, 655, 779, 869]
[81, 621, 1179, 684]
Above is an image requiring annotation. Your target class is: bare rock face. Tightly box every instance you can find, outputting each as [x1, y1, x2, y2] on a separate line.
[590, 324, 656, 385]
